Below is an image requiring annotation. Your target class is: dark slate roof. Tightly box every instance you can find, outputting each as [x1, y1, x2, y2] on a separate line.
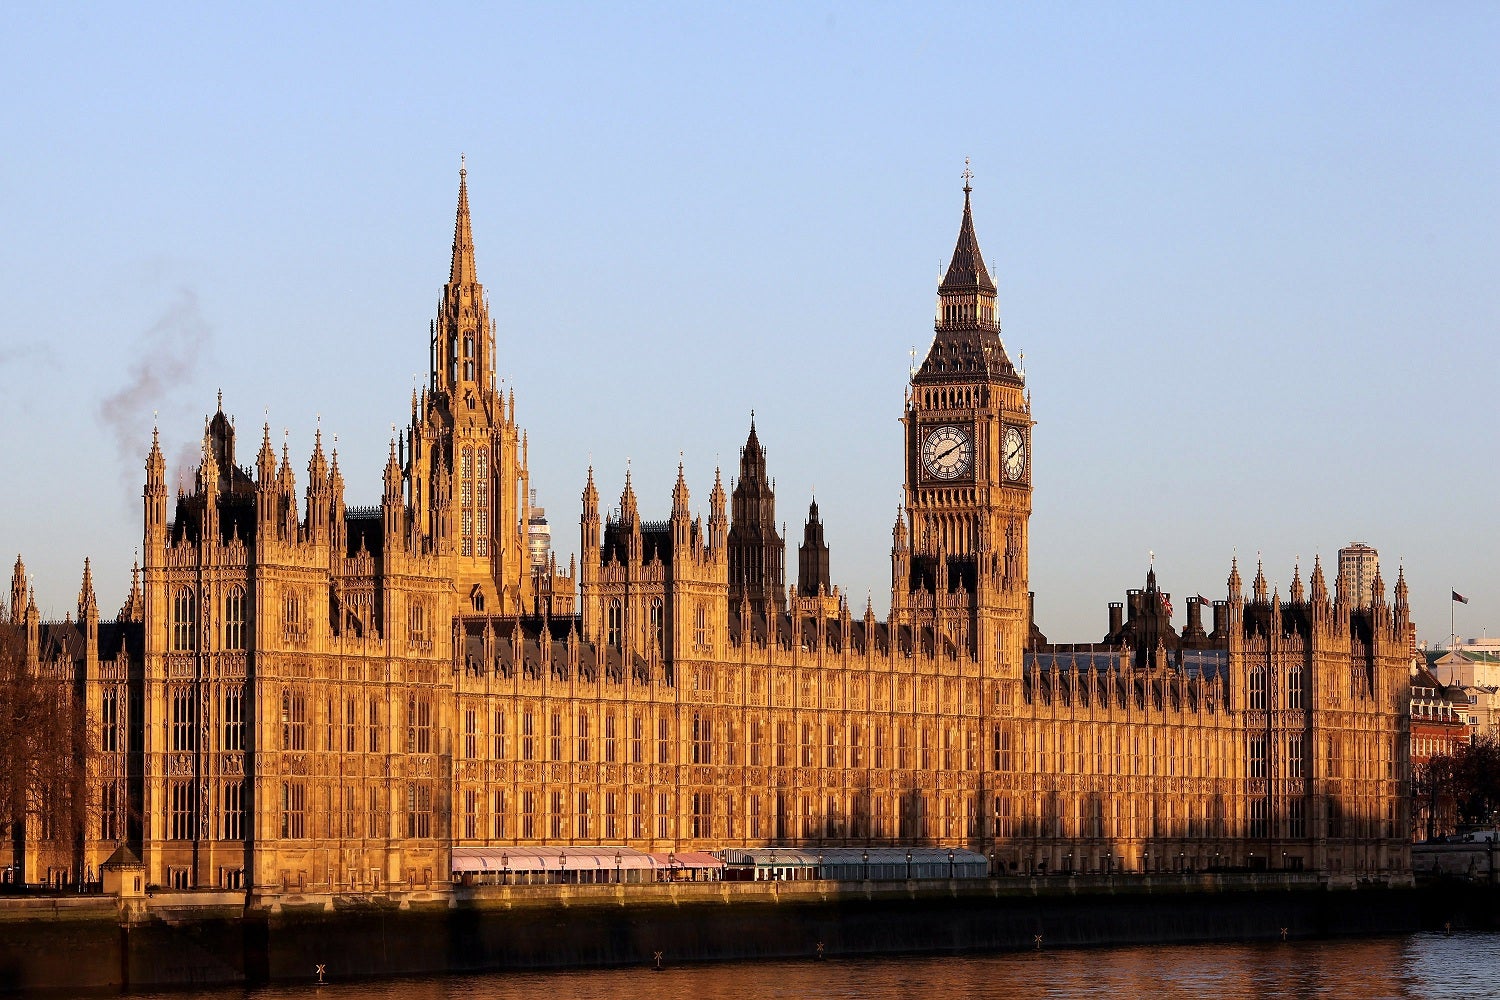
[939, 188, 997, 294]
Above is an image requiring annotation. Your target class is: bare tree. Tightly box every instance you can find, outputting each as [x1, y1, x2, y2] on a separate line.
[0, 624, 93, 885]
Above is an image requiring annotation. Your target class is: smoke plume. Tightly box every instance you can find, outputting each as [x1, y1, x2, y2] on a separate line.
[98, 289, 212, 494]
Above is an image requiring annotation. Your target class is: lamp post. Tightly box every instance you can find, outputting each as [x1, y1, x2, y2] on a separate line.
[1143, 852, 1149, 874]
[1066, 852, 1072, 876]
[668, 851, 676, 882]
[559, 852, 567, 885]
[948, 849, 955, 880]
[501, 852, 509, 886]
[988, 850, 996, 878]
[818, 853, 824, 882]
[615, 851, 622, 885]
[1104, 852, 1112, 875]
[862, 850, 870, 881]
[906, 850, 913, 881]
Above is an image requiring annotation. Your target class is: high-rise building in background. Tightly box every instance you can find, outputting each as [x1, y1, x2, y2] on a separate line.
[1339, 542, 1380, 609]
[527, 490, 551, 570]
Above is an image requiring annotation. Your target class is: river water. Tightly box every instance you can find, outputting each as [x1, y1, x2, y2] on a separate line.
[113, 932, 1498, 1000]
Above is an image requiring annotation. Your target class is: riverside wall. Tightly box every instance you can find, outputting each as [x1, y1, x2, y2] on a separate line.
[0, 874, 1491, 994]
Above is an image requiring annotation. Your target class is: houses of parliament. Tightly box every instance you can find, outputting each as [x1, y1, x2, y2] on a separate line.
[2, 167, 1412, 895]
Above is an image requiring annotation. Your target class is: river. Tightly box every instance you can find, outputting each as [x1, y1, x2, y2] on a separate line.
[106, 932, 1496, 1000]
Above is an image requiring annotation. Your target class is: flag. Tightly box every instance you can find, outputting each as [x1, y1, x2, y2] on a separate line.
[1453, 591, 1469, 604]
[1196, 594, 1211, 606]
[1159, 593, 1173, 616]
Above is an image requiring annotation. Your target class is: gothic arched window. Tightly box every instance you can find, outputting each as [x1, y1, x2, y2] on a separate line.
[223, 586, 246, 651]
[607, 599, 622, 649]
[171, 587, 195, 651]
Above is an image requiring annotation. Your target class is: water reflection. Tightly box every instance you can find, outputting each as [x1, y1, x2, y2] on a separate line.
[119, 933, 1496, 1000]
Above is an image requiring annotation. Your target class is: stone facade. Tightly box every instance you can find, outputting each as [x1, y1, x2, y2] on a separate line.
[1, 168, 1411, 893]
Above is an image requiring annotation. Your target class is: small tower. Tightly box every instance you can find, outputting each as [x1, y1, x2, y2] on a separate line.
[727, 416, 785, 620]
[797, 496, 831, 597]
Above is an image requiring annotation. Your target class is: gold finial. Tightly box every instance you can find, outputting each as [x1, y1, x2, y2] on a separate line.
[460, 152, 466, 177]
[962, 157, 973, 193]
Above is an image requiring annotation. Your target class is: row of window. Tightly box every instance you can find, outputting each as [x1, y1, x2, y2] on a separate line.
[458, 788, 943, 843]
[1247, 663, 1305, 710]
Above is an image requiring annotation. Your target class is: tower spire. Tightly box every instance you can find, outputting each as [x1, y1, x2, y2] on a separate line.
[450, 156, 476, 285]
[940, 158, 996, 294]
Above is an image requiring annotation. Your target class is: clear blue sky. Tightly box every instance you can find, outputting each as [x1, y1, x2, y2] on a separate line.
[1, 3, 1495, 645]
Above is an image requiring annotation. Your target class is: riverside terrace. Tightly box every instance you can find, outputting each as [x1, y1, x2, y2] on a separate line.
[449, 847, 991, 885]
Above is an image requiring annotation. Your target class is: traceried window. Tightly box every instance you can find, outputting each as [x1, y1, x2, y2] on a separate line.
[1249, 736, 1267, 778]
[522, 709, 535, 760]
[604, 711, 617, 763]
[460, 448, 474, 557]
[282, 588, 302, 636]
[406, 782, 432, 838]
[1249, 664, 1267, 709]
[100, 783, 120, 841]
[650, 598, 664, 651]
[549, 712, 562, 761]
[475, 448, 489, 557]
[169, 780, 196, 840]
[222, 686, 244, 751]
[281, 781, 306, 838]
[694, 601, 708, 649]
[223, 585, 247, 650]
[692, 713, 713, 765]
[221, 781, 244, 841]
[657, 716, 671, 764]
[464, 708, 478, 759]
[1287, 661, 1304, 710]
[576, 712, 590, 761]
[101, 686, 121, 753]
[172, 587, 196, 651]
[463, 334, 475, 382]
[607, 600, 622, 648]
[171, 686, 195, 751]
[408, 601, 427, 646]
[1288, 733, 1305, 778]
[408, 694, 433, 754]
[281, 688, 307, 750]
[368, 699, 381, 753]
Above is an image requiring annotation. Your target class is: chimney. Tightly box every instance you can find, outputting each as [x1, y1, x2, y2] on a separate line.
[1108, 602, 1124, 636]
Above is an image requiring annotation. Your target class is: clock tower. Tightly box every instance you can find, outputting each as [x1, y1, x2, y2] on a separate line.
[897, 169, 1033, 675]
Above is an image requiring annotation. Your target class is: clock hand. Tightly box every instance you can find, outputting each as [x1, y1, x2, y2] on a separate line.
[937, 444, 959, 460]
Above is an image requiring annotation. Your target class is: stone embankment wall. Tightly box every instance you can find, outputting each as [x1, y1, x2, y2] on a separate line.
[0, 874, 1486, 994]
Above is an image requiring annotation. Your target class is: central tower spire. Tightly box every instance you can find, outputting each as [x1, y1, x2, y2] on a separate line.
[450, 156, 477, 286]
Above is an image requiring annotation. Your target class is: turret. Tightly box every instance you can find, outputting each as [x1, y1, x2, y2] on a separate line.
[581, 466, 601, 556]
[619, 471, 641, 564]
[77, 557, 98, 626]
[1289, 561, 1304, 604]
[1252, 559, 1268, 602]
[9, 555, 24, 625]
[306, 429, 330, 544]
[797, 496, 831, 597]
[707, 468, 727, 553]
[119, 561, 143, 622]
[382, 438, 404, 545]
[891, 507, 911, 612]
[277, 442, 298, 542]
[145, 427, 168, 545]
[671, 463, 691, 550]
[329, 446, 347, 555]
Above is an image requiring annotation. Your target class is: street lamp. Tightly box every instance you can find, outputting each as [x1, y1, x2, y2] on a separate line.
[862, 850, 870, 881]
[559, 852, 568, 884]
[948, 849, 955, 880]
[615, 851, 622, 885]
[501, 852, 509, 885]
[906, 850, 913, 881]
[668, 851, 676, 882]
[818, 853, 824, 881]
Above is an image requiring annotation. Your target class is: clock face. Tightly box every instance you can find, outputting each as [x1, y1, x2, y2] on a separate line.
[1002, 426, 1027, 482]
[922, 425, 973, 480]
